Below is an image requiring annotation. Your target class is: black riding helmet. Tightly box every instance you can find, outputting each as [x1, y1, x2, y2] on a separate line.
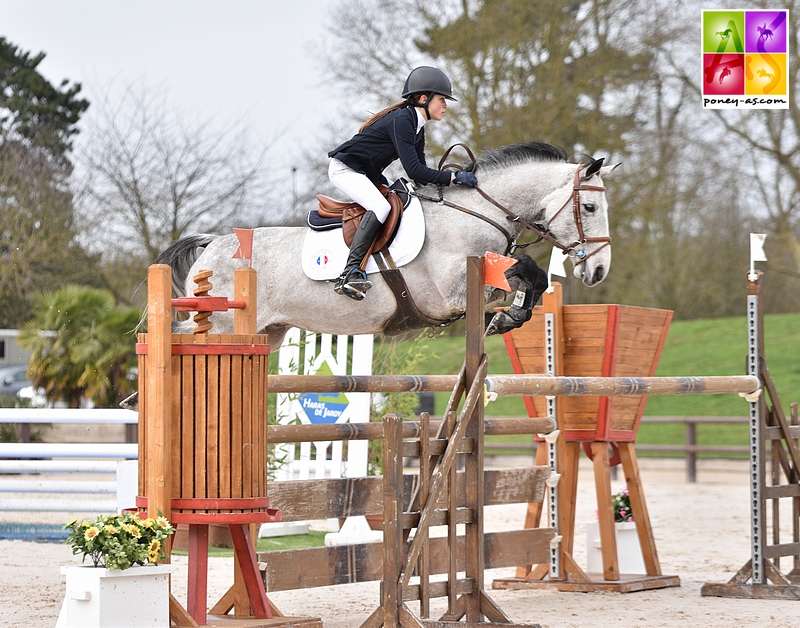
[402, 66, 456, 119]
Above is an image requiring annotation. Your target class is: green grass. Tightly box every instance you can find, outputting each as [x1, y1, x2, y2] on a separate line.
[171, 531, 328, 557]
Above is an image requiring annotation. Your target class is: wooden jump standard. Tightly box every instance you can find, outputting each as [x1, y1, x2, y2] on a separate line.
[139, 264, 320, 628]
[493, 283, 679, 593]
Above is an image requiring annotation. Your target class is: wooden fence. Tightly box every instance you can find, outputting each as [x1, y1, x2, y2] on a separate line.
[482, 415, 750, 482]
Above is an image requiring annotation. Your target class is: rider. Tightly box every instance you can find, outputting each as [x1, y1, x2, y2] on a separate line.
[328, 66, 478, 300]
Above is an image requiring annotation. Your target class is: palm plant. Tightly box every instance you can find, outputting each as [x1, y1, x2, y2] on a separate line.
[19, 286, 139, 407]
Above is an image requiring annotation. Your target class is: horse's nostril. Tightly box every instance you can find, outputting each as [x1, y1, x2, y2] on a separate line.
[593, 266, 604, 283]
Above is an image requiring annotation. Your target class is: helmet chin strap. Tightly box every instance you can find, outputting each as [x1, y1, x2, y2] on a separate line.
[408, 92, 435, 120]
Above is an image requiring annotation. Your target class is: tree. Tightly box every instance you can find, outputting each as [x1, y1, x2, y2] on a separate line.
[0, 37, 89, 160]
[0, 38, 97, 327]
[77, 83, 275, 262]
[18, 286, 139, 408]
[325, 0, 665, 156]
[0, 143, 102, 327]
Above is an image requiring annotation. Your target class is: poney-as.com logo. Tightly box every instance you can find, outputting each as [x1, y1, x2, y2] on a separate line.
[702, 9, 789, 109]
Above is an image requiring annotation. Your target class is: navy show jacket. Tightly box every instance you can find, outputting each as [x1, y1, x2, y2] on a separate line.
[329, 106, 452, 187]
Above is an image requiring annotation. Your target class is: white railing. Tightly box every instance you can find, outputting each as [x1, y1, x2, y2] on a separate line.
[0, 408, 138, 513]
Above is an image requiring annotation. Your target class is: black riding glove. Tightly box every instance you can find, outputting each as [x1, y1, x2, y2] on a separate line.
[454, 171, 478, 187]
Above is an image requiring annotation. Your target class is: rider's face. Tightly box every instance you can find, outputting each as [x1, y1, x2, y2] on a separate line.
[423, 94, 448, 121]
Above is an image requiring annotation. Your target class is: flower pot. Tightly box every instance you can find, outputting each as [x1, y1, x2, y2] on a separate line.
[584, 520, 659, 575]
[56, 564, 173, 628]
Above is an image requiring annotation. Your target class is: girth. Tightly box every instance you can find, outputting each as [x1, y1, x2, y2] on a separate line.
[372, 249, 460, 336]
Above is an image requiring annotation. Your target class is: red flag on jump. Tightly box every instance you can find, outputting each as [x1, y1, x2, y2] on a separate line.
[484, 251, 517, 291]
[232, 228, 254, 266]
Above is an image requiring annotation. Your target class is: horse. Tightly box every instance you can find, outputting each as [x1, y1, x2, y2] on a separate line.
[155, 142, 617, 350]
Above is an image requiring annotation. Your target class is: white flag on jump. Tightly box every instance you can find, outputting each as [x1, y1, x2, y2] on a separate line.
[750, 233, 767, 262]
[547, 247, 568, 290]
[749, 233, 767, 280]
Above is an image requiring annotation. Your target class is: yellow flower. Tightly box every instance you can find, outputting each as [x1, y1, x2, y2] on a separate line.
[141, 518, 154, 528]
[129, 526, 142, 538]
[104, 525, 118, 535]
[147, 539, 161, 562]
[66, 517, 78, 527]
[79, 522, 89, 529]
[156, 517, 170, 529]
[84, 526, 99, 541]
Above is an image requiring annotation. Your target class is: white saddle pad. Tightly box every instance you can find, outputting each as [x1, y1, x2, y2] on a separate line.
[302, 197, 425, 281]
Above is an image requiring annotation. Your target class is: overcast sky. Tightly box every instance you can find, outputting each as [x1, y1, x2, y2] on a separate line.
[2, 0, 333, 174]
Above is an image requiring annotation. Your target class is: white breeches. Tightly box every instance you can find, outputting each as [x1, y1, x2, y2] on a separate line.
[328, 158, 391, 223]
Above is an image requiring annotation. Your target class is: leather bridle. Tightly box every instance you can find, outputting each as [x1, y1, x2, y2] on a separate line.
[536, 164, 612, 264]
[417, 144, 612, 264]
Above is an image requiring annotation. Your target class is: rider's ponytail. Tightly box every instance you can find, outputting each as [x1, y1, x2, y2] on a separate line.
[359, 102, 408, 132]
[359, 92, 427, 133]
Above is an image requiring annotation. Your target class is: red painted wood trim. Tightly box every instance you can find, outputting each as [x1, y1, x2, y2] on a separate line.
[607, 429, 637, 443]
[594, 305, 620, 441]
[137, 495, 272, 509]
[136, 343, 270, 356]
[135, 496, 282, 524]
[172, 496, 272, 509]
[171, 296, 246, 311]
[563, 429, 601, 441]
[229, 523, 272, 618]
[187, 524, 209, 625]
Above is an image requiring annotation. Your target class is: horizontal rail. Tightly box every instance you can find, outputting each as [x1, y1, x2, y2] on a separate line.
[636, 444, 748, 454]
[0, 480, 117, 494]
[0, 408, 138, 424]
[268, 416, 555, 444]
[0, 460, 118, 473]
[0, 498, 116, 512]
[0, 443, 137, 459]
[482, 416, 755, 484]
[639, 416, 748, 424]
[269, 374, 760, 396]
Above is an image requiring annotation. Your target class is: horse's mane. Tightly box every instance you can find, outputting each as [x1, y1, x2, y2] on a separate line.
[477, 142, 568, 171]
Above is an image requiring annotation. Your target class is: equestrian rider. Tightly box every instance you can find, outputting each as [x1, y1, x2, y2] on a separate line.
[328, 66, 478, 300]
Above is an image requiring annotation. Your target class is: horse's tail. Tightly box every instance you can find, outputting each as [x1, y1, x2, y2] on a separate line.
[154, 234, 218, 297]
[134, 234, 217, 334]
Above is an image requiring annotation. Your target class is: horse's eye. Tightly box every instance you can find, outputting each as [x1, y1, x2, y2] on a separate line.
[583, 203, 597, 214]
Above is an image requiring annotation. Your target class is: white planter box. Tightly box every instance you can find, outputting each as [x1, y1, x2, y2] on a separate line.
[584, 520, 658, 575]
[56, 564, 173, 628]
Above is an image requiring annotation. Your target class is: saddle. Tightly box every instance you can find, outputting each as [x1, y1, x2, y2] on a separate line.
[307, 181, 409, 270]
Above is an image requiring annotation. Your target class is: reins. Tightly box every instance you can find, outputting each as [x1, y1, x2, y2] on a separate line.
[411, 186, 516, 254]
[414, 143, 612, 263]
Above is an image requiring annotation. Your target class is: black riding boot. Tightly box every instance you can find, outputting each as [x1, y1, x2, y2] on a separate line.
[334, 210, 383, 300]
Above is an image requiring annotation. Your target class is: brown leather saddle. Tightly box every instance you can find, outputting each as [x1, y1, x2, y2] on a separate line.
[315, 184, 404, 270]
[307, 179, 456, 335]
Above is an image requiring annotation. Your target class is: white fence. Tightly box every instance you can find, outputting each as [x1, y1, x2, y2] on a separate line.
[0, 409, 138, 513]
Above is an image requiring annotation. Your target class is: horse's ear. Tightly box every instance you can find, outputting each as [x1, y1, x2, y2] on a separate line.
[599, 162, 621, 178]
[583, 157, 605, 179]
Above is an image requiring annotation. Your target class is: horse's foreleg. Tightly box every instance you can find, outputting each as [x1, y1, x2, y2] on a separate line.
[485, 255, 548, 336]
